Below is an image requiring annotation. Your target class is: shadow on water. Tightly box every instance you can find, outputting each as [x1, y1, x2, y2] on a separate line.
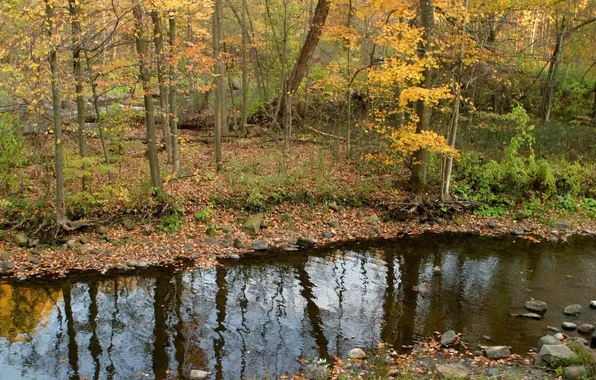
[1, 233, 596, 379]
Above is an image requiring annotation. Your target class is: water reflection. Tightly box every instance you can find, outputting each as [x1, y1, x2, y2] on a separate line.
[1, 234, 596, 379]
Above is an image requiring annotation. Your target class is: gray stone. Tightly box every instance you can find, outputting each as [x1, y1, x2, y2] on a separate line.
[221, 239, 232, 248]
[30, 249, 41, 256]
[563, 366, 587, 380]
[76, 257, 90, 264]
[14, 233, 28, 247]
[67, 239, 76, 248]
[564, 304, 581, 315]
[328, 201, 340, 212]
[548, 326, 560, 333]
[233, 238, 245, 249]
[554, 333, 565, 340]
[577, 324, 595, 334]
[488, 219, 497, 228]
[206, 226, 217, 237]
[512, 227, 524, 236]
[204, 238, 219, 246]
[525, 299, 547, 313]
[242, 213, 264, 235]
[284, 246, 298, 251]
[485, 346, 511, 359]
[571, 337, 589, 347]
[553, 220, 572, 231]
[321, 232, 333, 239]
[590, 301, 596, 308]
[538, 335, 562, 349]
[80, 235, 91, 244]
[435, 364, 471, 379]
[368, 214, 380, 224]
[1, 261, 14, 270]
[190, 370, 209, 380]
[562, 322, 577, 330]
[348, 348, 367, 360]
[27, 238, 39, 248]
[250, 240, 268, 251]
[184, 243, 195, 250]
[440, 330, 457, 346]
[1, 251, 12, 261]
[221, 225, 235, 234]
[534, 353, 546, 367]
[517, 313, 542, 320]
[297, 237, 317, 248]
[95, 225, 108, 235]
[538, 344, 574, 367]
[134, 261, 148, 268]
[76, 244, 91, 254]
[227, 253, 240, 260]
[560, 237, 568, 243]
[327, 219, 340, 228]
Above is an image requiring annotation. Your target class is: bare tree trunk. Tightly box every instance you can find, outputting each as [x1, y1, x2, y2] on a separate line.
[214, 0, 224, 171]
[45, 0, 67, 227]
[168, 14, 180, 174]
[68, 0, 89, 191]
[410, 0, 434, 201]
[240, 0, 249, 136]
[151, 11, 172, 160]
[542, 28, 564, 123]
[134, 4, 162, 192]
[346, 0, 352, 158]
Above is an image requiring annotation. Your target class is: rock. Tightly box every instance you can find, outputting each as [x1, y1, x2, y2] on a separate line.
[206, 226, 217, 237]
[221, 239, 232, 248]
[564, 304, 581, 315]
[184, 243, 194, 250]
[328, 201, 340, 212]
[80, 235, 91, 244]
[27, 238, 39, 248]
[95, 225, 108, 235]
[14, 233, 28, 247]
[512, 227, 524, 236]
[1, 251, 12, 261]
[76, 257, 90, 264]
[548, 327, 560, 333]
[204, 238, 219, 246]
[525, 299, 547, 313]
[538, 344, 574, 367]
[321, 231, 333, 239]
[435, 364, 471, 379]
[563, 322, 577, 330]
[134, 261, 148, 268]
[250, 240, 268, 251]
[1, 261, 14, 270]
[368, 214, 380, 224]
[534, 353, 546, 367]
[190, 370, 209, 380]
[67, 239, 76, 248]
[563, 366, 587, 380]
[76, 244, 91, 254]
[485, 346, 511, 359]
[243, 213, 264, 235]
[233, 238, 245, 249]
[538, 335, 562, 349]
[590, 301, 596, 309]
[284, 246, 298, 251]
[488, 219, 497, 229]
[553, 220, 572, 231]
[367, 228, 381, 238]
[123, 221, 136, 231]
[572, 337, 589, 346]
[560, 236, 568, 243]
[327, 219, 340, 228]
[577, 324, 595, 334]
[220, 225, 234, 234]
[227, 253, 240, 260]
[517, 313, 542, 320]
[90, 249, 102, 255]
[348, 348, 367, 360]
[297, 237, 317, 248]
[440, 330, 457, 346]
[554, 333, 565, 340]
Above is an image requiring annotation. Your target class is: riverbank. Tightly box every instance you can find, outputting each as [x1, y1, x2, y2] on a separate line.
[1, 200, 596, 280]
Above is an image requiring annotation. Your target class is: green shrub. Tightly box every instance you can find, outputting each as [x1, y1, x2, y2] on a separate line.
[158, 204, 183, 233]
[195, 203, 215, 222]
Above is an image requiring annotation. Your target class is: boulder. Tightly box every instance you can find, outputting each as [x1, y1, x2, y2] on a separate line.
[563, 366, 587, 380]
[440, 330, 457, 346]
[572, 337, 589, 347]
[348, 348, 367, 360]
[577, 324, 595, 334]
[435, 364, 471, 379]
[297, 237, 317, 248]
[190, 370, 209, 380]
[250, 240, 268, 251]
[590, 301, 596, 309]
[562, 322, 578, 331]
[553, 220, 572, 231]
[242, 213, 264, 235]
[538, 344, 574, 367]
[14, 233, 28, 247]
[538, 335, 562, 349]
[525, 299, 547, 313]
[564, 304, 582, 315]
[485, 346, 511, 359]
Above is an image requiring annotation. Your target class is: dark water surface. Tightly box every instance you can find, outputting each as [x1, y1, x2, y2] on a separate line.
[1, 234, 595, 379]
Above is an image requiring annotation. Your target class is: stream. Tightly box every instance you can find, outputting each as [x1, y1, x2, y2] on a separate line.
[1, 233, 595, 379]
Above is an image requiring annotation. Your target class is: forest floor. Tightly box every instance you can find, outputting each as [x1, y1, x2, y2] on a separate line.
[1, 126, 596, 280]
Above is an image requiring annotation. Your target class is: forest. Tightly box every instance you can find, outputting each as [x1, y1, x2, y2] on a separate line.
[0, 0, 595, 277]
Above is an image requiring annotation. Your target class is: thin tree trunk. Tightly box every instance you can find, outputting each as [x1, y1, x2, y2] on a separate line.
[68, 0, 89, 192]
[214, 0, 224, 171]
[134, 4, 162, 192]
[410, 0, 435, 201]
[151, 11, 172, 160]
[168, 14, 180, 174]
[240, 0, 249, 136]
[346, 0, 352, 157]
[542, 28, 564, 123]
[46, 0, 67, 227]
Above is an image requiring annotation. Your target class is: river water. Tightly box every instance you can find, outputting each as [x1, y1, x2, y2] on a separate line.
[1, 233, 595, 379]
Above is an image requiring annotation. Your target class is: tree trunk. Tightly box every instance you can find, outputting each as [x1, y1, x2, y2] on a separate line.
[151, 11, 172, 160]
[214, 0, 224, 171]
[134, 4, 162, 192]
[277, 0, 330, 119]
[410, 0, 435, 201]
[541, 28, 564, 123]
[68, 0, 89, 192]
[240, 0, 249, 136]
[168, 14, 180, 174]
[46, 0, 67, 227]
